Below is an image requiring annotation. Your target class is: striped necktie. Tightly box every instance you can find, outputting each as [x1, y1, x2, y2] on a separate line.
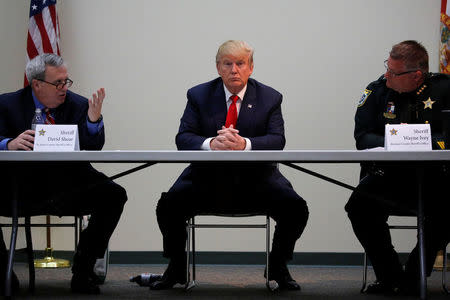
[44, 108, 55, 124]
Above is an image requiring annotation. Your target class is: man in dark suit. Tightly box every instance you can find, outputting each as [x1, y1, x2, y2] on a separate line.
[0, 53, 127, 294]
[149, 40, 309, 291]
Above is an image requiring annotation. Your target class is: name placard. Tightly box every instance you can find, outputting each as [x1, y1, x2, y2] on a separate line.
[33, 124, 80, 151]
[384, 124, 432, 151]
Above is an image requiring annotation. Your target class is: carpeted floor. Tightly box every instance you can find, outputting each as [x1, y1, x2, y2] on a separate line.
[10, 264, 449, 299]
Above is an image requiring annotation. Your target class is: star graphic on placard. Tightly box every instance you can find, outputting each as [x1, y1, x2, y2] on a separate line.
[390, 128, 398, 135]
[422, 97, 435, 109]
[38, 129, 46, 136]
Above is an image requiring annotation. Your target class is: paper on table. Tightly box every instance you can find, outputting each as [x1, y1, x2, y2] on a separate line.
[363, 147, 385, 151]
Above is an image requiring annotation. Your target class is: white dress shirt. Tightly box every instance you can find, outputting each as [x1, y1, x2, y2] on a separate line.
[201, 84, 252, 150]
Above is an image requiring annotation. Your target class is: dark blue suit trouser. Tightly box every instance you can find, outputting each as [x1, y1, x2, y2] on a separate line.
[156, 165, 309, 262]
[0, 162, 127, 273]
[345, 168, 450, 285]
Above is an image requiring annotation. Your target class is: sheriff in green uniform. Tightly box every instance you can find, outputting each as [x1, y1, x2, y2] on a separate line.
[346, 40, 450, 295]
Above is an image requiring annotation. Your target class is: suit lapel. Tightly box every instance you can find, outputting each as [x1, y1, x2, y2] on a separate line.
[23, 87, 36, 131]
[54, 92, 73, 124]
[236, 79, 256, 131]
[211, 80, 227, 130]
[54, 103, 66, 124]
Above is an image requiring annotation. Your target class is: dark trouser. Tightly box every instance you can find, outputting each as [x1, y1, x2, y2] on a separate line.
[345, 168, 449, 285]
[0, 162, 127, 274]
[156, 165, 309, 263]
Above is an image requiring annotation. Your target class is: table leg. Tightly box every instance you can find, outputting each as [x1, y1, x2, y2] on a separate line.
[417, 167, 427, 300]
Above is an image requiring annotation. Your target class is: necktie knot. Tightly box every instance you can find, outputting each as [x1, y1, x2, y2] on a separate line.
[44, 108, 55, 125]
[230, 95, 239, 104]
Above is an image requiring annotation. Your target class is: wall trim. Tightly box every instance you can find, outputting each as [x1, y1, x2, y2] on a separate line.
[15, 249, 413, 266]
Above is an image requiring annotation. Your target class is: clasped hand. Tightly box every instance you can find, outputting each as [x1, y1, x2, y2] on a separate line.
[210, 125, 246, 150]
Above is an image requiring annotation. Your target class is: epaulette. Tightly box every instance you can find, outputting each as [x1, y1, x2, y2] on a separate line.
[428, 72, 450, 79]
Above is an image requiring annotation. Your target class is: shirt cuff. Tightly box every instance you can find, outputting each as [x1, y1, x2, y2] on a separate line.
[0, 138, 11, 150]
[243, 138, 252, 150]
[201, 137, 213, 150]
[201, 137, 251, 150]
[86, 118, 104, 135]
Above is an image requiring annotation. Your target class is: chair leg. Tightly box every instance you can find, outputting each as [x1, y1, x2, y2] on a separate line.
[74, 216, 79, 251]
[185, 218, 190, 289]
[5, 178, 19, 298]
[25, 217, 35, 293]
[184, 215, 271, 291]
[5, 218, 18, 298]
[265, 215, 272, 291]
[443, 246, 449, 295]
[361, 252, 368, 293]
[185, 217, 195, 290]
[192, 217, 196, 284]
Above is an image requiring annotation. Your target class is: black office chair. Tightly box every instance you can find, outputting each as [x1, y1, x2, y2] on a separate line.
[361, 217, 449, 294]
[185, 213, 272, 290]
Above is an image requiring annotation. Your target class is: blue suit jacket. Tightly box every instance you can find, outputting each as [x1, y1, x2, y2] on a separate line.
[0, 85, 104, 150]
[0, 86, 107, 214]
[170, 77, 293, 194]
[176, 77, 285, 150]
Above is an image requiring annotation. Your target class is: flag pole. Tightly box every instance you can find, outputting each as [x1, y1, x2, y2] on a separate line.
[34, 216, 70, 268]
[27, 0, 70, 270]
[434, 0, 450, 272]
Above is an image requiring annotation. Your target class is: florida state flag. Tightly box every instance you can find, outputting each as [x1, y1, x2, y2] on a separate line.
[441, 0, 450, 73]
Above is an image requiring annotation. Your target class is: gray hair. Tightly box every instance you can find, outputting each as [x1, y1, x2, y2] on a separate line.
[25, 53, 65, 83]
[216, 40, 254, 65]
[390, 40, 429, 73]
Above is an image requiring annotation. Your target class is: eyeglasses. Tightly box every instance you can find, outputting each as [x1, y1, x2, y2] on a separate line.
[384, 60, 417, 77]
[37, 78, 73, 90]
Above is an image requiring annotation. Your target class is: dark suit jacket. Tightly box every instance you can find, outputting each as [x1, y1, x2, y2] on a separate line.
[170, 77, 292, 196]
[0, 86, 105, 215]
[0, 85, 104, 150]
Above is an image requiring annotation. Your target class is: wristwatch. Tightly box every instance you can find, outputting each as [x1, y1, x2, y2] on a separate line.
[89, 114, 103, 123]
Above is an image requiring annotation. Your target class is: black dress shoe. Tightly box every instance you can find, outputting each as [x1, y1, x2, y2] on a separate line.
[71, 273, 100, 294]
[149, 259, 186, 290]
[364, 281, 399, 294]
[149, 277, 183, 290]
[276, 276, 301, 290]
[149, 270, 186, 290]
[265, 263, 301, 291]
[88, 271, 105, 285]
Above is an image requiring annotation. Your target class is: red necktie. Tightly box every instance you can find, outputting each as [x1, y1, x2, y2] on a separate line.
[44, 108, 55, 124]
[225, 95, 238, 128]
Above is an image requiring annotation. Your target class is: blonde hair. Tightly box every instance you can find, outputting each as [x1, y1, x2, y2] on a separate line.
[216, 40, 254, 65]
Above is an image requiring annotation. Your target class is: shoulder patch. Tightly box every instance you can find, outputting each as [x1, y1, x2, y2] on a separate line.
[357, 89, 372, 107]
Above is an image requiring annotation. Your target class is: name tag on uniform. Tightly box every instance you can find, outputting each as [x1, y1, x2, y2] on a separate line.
[33, 124, 80, 151]
[384, 124, 431, 151]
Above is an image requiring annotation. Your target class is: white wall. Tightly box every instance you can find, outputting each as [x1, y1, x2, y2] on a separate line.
[0, 0, 441, 254]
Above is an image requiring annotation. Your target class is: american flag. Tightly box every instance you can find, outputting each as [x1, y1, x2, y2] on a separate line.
[25, 0, 60, 86]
